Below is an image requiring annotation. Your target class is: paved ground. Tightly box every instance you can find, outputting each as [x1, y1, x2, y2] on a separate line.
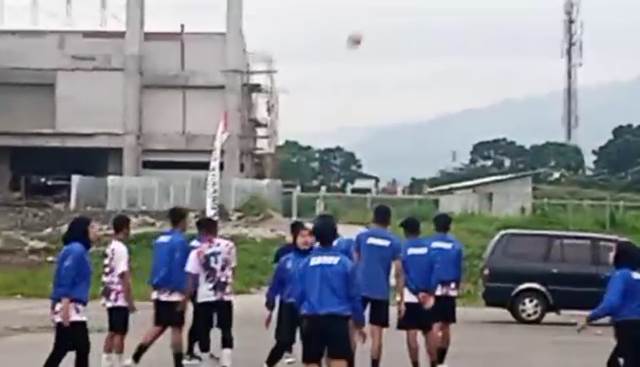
[0, 296, 614, 367]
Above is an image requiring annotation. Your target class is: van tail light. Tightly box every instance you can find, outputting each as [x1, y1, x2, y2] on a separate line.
[482, 267, 490, 284]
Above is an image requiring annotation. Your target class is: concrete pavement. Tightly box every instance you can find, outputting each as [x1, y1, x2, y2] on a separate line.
[0, 296, 614, 367]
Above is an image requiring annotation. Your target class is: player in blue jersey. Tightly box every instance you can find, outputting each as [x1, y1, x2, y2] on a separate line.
[397, 217, 438, 367]
[295, 214, 366, 367]
[426, 213, 463, 367]
[354, 205, 405, 367]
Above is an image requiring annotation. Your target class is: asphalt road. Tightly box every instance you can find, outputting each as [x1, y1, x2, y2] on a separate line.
[0, 296, 614, 367]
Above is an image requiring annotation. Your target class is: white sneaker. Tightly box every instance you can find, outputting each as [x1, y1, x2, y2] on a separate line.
[101, 354, 113, 367]
[220, 348, 232, 367]
[122, 358, 136, 367]
[283, 353, 296, 365]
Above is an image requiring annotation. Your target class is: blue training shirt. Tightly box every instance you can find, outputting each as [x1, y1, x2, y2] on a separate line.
[265, 248, 311, 309]
[50, 242, 93, 305]
[294, 246, 365, 327]
[149, 229, 190, 293]
[354, 227, 402, 300]
[402, 237, 435, 296]
[426, 232, 463, 294]
[589, 269, 640, 323]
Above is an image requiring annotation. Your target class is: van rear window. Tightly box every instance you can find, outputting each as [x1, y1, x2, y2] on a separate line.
[502, 235, 549, 262]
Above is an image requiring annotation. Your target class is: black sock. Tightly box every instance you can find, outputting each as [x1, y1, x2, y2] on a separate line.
[173, 352, 184, 367]
[132, 343, 149, 364]
[372, 358, 380, 367]
[437, 347, 448, 364]
[348, 355, 355, 367]
[430, 362, 438, 367]
[411, 360, 419, 367]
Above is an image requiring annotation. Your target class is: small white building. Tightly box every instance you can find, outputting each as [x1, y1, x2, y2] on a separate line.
[426, 172, 534, 216]
[348, 172, 380, 195]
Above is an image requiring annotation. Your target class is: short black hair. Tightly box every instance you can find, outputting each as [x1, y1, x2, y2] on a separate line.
[290, 220, 305, 242]
[112, 214, 131, 235]
[312, 214, 338, 247]
[168, 207, 188, 227]
[373, 204, 392, 226]
[433, 213, 452, 233]
[400, 217, 421, 236]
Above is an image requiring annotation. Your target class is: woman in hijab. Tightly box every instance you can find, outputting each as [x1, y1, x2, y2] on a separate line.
[579, 241, 640, 366]
[44, 216, 99, 367]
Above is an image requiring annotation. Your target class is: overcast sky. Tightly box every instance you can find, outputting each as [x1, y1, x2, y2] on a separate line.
[3, 0, 640, 144]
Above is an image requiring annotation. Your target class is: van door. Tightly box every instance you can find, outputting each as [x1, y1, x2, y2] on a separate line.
[595, 240, 617, 289]
[545, 237, 602, 310]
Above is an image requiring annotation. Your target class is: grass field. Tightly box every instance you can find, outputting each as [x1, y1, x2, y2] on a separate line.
[0, 233, 282, 300]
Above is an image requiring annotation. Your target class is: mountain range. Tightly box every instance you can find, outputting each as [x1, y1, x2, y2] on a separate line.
[341, 77, 640, 181]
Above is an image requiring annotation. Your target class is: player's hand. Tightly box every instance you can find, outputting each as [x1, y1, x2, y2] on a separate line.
[264, 312, 273, 329]
[356, 327, 367, 344]
[61, 302, 71, 327]
[397, 302, 406, 319]
[576, 318, 589, 334]
[419, 293, 435, 310]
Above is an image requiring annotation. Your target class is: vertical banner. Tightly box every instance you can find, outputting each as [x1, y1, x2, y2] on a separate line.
[206, 112, 230, 219]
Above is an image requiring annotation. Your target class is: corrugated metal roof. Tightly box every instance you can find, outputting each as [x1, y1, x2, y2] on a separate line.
[426, 171, 535, 193]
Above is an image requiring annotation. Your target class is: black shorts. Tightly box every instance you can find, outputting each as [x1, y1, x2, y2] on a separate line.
[154, 301, 186, 328]
[397, 303, 433, 331]
[432, 296, 457, 324]
[275, 301, 300, 345]
[362, 297, 390, 328]
[301, 315, 352, 363]
[107, 307, 130, 334]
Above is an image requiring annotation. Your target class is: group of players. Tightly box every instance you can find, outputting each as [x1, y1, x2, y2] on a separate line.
[42, 204, 463, 367]
[263, 205, 463, 367]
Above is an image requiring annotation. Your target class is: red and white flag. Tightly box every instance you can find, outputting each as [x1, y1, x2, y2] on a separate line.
[206, 112, 230, 219]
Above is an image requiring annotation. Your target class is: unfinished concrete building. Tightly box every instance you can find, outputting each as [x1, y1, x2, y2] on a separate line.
[0, 0, 278, 197]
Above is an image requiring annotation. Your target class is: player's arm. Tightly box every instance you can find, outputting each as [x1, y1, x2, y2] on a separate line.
[57, 248, 81, 327]
[353, 233, 363, 263]
[184, 250, 201, 301]
[266, 260, 285, 311]
[393, 240, 405, 305]
[120, 271, 136, 312]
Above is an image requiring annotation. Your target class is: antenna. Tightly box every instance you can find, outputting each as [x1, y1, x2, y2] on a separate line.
[30, 0, 39, 26]
[562, 0, 584, 144]
[100, 0, 108, 28]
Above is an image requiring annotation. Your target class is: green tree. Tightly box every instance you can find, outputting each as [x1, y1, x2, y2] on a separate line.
[276, 140, 317, 187]
[316, 146, 363, 190]
[529, 142, 585, 174]
[593, 124, 640, 175]
[469, 138, 529, 171]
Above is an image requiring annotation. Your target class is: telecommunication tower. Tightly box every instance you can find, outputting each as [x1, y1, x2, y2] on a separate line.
[562, 0, 584, 144]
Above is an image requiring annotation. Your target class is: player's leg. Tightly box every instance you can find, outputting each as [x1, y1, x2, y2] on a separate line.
[326, 316, 352, 367]
[369, 299, 390, 367]
[265, 302, 296, 367]
[425, 329, 439, 367]
[197, 302, 215, 357]
[130, 301, 172, 365]
[44, 322, 75, 367]
[217, 301, 235, 367]
[110, 308, 129, 367]
[301, 316, 324, 367]
[405, 330, 419, 367]
[185, 300, 202, 362]
[170, 326, 185, 367]
[73, 322, 91, 367]
[437, 323, 451, 364]
[102, 332, 115, 367]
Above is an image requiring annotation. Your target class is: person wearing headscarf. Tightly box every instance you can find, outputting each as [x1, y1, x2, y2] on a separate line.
[579, 241, 640, 366]
[44, 216, 98, 367]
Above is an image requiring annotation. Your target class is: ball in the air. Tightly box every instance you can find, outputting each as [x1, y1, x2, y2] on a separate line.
[347, 32, 363, 49]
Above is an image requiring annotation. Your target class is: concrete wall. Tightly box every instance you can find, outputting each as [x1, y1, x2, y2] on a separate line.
[439, 191, 481, 214]
[70, 174, 283, 212]
[476, 176, 533, 216]
[0, 85, 55, 131]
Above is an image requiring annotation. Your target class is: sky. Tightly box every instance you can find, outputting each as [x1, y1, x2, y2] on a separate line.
[2, 0, 640, 145]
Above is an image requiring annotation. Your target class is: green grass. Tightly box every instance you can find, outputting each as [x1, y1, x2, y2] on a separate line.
[0, 232, 281, 300]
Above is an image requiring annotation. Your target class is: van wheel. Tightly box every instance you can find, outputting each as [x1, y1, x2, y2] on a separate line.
[510, 291, 547, 324]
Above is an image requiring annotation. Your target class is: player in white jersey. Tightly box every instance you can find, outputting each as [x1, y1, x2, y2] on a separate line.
[185, 218, 237, 367]
[101, 215, 135, 367]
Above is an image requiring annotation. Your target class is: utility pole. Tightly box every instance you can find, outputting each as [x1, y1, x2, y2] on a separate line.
[562, 0, 584, 144]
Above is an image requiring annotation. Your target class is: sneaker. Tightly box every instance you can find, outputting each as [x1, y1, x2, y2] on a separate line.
[122, 359, 136, 367]
[183, 354, 203, 365]
[208, 352, 220, 361]
[283, 353, 296, 365]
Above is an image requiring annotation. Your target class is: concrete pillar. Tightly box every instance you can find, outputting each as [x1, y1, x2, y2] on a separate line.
[0, 148, 11, 198]
[122, 0, 144, 176]
[223, 0, 246, 181]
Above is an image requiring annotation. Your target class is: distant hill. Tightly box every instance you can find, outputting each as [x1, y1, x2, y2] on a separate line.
[346, 78, 640, 181]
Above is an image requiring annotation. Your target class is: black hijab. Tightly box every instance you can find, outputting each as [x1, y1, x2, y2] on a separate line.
[62, 216, 93, 250]
[613, 241, 640, 271]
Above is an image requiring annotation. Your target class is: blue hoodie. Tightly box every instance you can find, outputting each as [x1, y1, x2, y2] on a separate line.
[402, 237, 435, 296]
[50, 242, 93, 305]
[266, 247, 312, 310]
[334, 237, 355, 260]
[354, 227, 402, 300]
[295, 246, 365, 327]
[149, 229, 190, 293]
[426, 233, 463, 292]
[589, 269, 640, 322]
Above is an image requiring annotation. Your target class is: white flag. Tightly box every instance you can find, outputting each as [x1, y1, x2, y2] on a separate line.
[206, 112, 230, 219]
